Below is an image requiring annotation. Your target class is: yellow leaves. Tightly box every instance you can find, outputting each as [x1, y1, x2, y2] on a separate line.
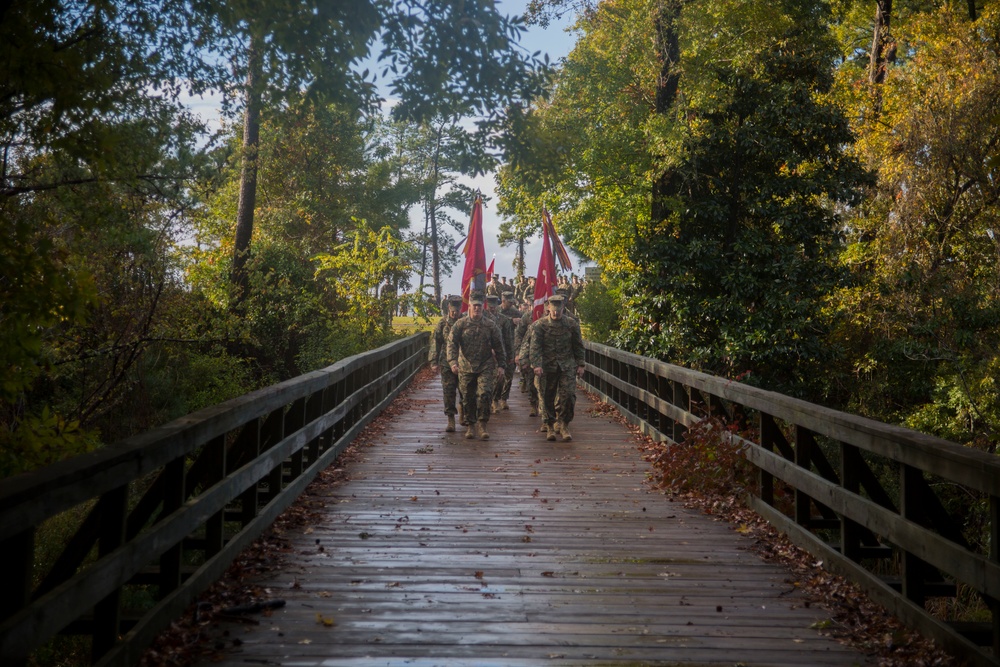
[315, 613, 336, 627]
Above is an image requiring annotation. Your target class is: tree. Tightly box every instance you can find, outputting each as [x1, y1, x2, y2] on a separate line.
[623, 0, 869, 394]
[830, 5, 1000, 440]
[404, 118, 481, 304]
[220, 0, 550, 306]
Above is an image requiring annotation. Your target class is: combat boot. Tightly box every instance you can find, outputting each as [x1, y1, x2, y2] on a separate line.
[446, 414, 456, 432]
[478, 421, 490, 440]
[528, 404, 537, 417]
[491, 400, 498, 414]
[545, 424, 556, 441]
[557, 421, 572, 442]
[500, 399, 509, 410]
[465, 424, 475, 439]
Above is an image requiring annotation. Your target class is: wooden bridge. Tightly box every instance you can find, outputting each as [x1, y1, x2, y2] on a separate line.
[1, 333, 999, 666]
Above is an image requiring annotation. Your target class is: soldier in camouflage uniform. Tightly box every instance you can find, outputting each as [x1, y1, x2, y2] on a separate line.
[515, 310, 540, 416]
[485, 274, 502, 299]
[513, 308, 533, 396]
[528, 293, 586, 442]
[430, 294, 465, 432]
[485, 294, 515, 412]
[448, 293, 506, 440]
[498, 291, 522, 404]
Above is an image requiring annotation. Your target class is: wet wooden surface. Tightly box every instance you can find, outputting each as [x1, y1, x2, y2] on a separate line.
[197, 370, 869, 666]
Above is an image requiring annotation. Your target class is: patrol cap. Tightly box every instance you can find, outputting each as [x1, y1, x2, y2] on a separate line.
[486, 294, 501, 304]
[547, 293, 566, 305]
[502, 291, 515, 299]
[447, 294, 463, 305]
[469, 292, 485, 305]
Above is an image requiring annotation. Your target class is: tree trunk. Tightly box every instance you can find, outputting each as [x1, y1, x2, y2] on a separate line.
[231, 31, 264, 307]
[868, 0, 894, 85]
[419, 204, 429, 291]
[428, 125, 444, 305]
[516, 235, 526, 281]
[967, 0, 976, 21]
[650, 0, 682, 227]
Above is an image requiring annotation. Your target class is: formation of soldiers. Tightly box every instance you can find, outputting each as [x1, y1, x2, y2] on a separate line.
[485, 273, 587, 316]
[429, 284, 586, 443]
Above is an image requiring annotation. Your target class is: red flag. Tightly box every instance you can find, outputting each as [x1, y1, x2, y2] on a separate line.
[460, 197, 487, 312]
[543, 208, 573, 272]
[486, 256, 495, 283]
[532, 216, 557, 321]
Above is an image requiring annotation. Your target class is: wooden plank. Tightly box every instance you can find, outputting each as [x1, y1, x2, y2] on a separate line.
[193, 374, 868, 666]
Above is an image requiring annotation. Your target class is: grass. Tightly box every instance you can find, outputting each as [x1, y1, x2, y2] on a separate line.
[392, 316, 436, 334]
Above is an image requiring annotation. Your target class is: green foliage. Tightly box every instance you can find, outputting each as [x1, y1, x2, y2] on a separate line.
[498, 0, 653, 275]
[0, 407, 101, 479]
[573, 279, 621, 345]
[313, 220, 417, 344]
[616, 0, 869, 397]
[827, 5, 1000, 439]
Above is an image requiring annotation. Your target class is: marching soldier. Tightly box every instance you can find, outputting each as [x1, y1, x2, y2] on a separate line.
[448, 293, 506, 440]
[498, 291, 521, 408]
[485, 293, 515, 412]
[515, 310, 540, 416]
[429, 294, 465, 432]
[528, 293, 585, 442]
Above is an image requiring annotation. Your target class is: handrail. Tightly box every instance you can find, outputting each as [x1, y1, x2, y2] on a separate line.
[0, 332, 429, 667]
[581, 340, 1000, 667]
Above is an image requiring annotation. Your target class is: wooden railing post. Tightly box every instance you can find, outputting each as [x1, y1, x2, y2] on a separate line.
[159, 458, 185, 597]
[991, 495, 1000, 657]
[794, 426, 813, 528]
[92, 485, 127, 660]
[672, 380, 687, 444]
[261, 408, 284, 504]
[759, 413, 778, 507]
[204, 434, 226, 558]
[840, 443, 863, 561]
[239, 419, 261, 528]
[286, 397, 307, 481]
[900, 463, 927, 607]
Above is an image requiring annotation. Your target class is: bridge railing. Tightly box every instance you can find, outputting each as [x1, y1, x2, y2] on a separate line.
[0, 333, 429, 667]
[581, 340, 1000, 667]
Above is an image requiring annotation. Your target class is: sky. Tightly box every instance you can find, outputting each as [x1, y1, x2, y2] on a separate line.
[180, 1, 581, 299]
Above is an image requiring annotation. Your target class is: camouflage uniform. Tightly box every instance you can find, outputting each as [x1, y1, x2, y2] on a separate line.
[497, 292, 522, 403]
[485, 277, 502, 299]
[485, 296, 515, 410]
[430, 299, 464, 422]
[448, 302, 506, 430]
[516, 313, 540, 414]
[529, 295, 586, 439]
[513, 309, 533, 395]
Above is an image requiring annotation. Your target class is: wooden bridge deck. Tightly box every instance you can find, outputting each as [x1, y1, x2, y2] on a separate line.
[196, 371, 869, 667]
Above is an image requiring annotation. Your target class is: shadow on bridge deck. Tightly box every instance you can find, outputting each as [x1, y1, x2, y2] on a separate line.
[194, 369, 869, 667]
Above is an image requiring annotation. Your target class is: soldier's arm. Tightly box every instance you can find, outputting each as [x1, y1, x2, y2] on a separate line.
[491, 321, 506, 373]
[446, 320, 461, 372]
[429, 319, 442, 365]
[572, 319, 586, 376]
[528, 320, 543, 375]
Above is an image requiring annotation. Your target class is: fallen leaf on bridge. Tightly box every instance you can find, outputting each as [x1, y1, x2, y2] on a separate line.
[315, 613, 336, 627]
